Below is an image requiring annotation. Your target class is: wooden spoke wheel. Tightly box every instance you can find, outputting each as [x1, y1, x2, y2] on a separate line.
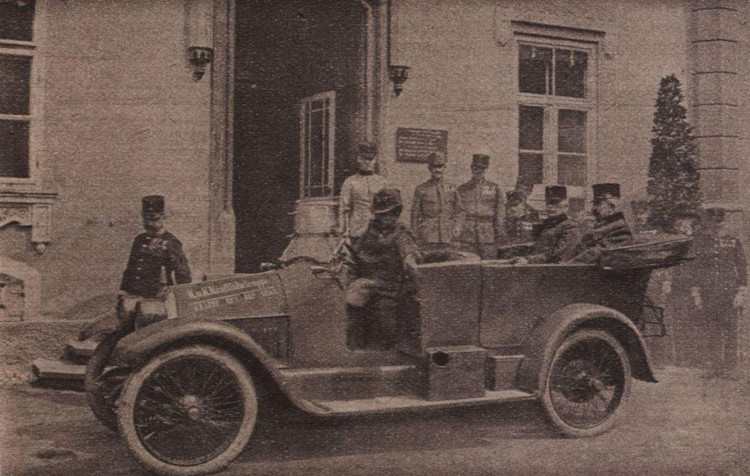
[541, 329, 631, 437]
[117, 345, 258, 476]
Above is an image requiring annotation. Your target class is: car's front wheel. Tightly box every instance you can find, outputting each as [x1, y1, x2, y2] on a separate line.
[117, 345, 258, 476]
[541, 329, 631, 438]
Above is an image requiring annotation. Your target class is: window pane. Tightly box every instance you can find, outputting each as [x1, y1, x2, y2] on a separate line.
[309, 108, 324, 196]
[558, 154, 586, 187]
[558, 109, 586, 153]
[0, 0, 35, 41]
[519, 105, 543, 151]
[0, 119, 29, 178]
[519, 45, 552, 95]
[518, 153, 543, 187]
[0, 54, 31, 115]
[555, 49, 587, 98]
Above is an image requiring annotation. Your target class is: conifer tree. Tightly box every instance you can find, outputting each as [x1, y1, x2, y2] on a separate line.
[646, 74, 701, 232]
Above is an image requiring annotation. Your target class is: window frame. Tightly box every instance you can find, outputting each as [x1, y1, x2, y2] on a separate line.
[514, 34, 598, 204]
[299, 90, 336, 199]
[0, 0, 46, 187]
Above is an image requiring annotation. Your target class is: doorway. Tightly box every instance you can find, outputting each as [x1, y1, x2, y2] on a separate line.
[233, 0, 370, 272]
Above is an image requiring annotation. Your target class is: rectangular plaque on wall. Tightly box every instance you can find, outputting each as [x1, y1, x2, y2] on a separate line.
[396, 128, 448, 163]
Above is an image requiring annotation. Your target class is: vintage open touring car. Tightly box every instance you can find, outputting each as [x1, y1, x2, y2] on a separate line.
[74, 230, 691, 476]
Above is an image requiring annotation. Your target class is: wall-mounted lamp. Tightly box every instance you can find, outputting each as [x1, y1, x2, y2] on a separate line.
[186, 0, 213, 81]
[188, 46, 213, 81]
[388, 65, 410, 96]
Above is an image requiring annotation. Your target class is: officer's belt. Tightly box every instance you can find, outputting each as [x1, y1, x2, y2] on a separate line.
[464, 215, 494, 220]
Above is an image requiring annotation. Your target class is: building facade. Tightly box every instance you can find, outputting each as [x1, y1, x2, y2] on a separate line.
[0, 0, 748, 328]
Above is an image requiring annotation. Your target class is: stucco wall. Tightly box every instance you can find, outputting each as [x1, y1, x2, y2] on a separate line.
[0, 0, 213, 318]
[379, 0, 690, 212]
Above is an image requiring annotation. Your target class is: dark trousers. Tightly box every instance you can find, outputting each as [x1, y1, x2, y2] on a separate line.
[347, 297, 399, 350]
[704, 294, 738, 371]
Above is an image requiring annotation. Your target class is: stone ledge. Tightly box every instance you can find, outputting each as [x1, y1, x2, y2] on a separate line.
[0, 320, 93, 366]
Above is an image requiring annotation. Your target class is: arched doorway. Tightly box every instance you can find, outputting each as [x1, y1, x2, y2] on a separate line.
[233, 0, 372, 272]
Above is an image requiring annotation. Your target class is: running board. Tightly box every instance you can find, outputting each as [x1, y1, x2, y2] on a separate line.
[305, 389, 536, 416]
[31, 358, 86, 381]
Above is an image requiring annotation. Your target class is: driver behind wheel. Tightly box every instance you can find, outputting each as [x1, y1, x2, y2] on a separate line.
[345, 188, 422, 350]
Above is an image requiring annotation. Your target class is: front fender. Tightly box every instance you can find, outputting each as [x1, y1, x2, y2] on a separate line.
[109, 318, 321, 414]
[516, 303, 657, 394]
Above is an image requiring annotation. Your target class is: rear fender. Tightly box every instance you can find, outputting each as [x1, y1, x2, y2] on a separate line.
[516, 303, 657, 394]
[109, 318, 320, 414]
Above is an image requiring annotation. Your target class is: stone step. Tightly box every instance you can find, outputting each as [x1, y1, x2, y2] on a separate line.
[64, 338, 98, 364]
[31, 358, 86, 381]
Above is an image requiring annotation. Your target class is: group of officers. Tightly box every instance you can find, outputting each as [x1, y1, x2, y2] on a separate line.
[117, 143, 745, 377]
[339, 142, 633, 264]
[338, 142, 635, 350]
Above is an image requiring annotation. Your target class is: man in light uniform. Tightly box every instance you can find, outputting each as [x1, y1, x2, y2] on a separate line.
[457, 154, 504, 259]
[338, 142, 387, 244]
[410, 151, 458, 253]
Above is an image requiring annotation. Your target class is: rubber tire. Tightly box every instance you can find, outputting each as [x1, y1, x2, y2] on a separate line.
[541, 329, 631, 438]
[117, 345, 258, 476]
[84, 333, 121, 432]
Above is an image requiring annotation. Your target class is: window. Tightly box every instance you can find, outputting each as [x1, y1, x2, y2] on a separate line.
[299, 91, 335, 198]
[516, 39, 595, 212]
[0, 0, 36, 180]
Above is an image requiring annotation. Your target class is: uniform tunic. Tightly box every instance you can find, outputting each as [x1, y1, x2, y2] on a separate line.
[338, 172, 387, 239]
[526, 214, 581, 264]
[575, 211, 634, 263]
[694, 232, 747, 370]
[410, 178, 458, 250]
[502, 206, 540, 245]
[347, 221, 421, 350]
[120, 231, 192, 298]
[457, 178, 504, 259]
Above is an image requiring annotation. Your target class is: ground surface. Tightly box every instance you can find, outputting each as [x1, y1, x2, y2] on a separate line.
[1, 367, 748, 476]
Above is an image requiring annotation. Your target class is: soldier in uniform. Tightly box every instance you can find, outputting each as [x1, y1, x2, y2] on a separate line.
[457, 154, 504, 259]
[502, 189, 539, 245]
[338, 142, 387, 244]
[515, 185, 581, 264]
[575, 183, 634, 263]
[695, 207, 747, 378]
[120, 195, 192, 300]
[410, 151, 458, 253]
[346, 189, 422, 350]
[660, 210, 701, 366]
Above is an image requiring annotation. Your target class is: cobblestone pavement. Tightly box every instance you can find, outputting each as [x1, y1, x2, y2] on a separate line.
[1, 367, 749, 476]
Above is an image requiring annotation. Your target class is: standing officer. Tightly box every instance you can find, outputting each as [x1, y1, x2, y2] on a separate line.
[502, 189, 539, 245]
[346, 189, 422, 350]
[410, 152, 458, 253]
[338, 142, 387, 244]
[120, 195, 192, 300]
[695, 207, 747, 378]
[660, 210, 701, 366]
[575, 183, 634, 263]
[457, 154, 504, 259]
[515, 185, 580, 264]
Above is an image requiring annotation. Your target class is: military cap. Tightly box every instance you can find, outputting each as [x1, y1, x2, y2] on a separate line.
[591, 183, 620, 203]
[372, 188, 403, 214]
[427, 152, 447, 168]
[545, 185, 567, 204]
[506, 190, 526, 206]
[704, 206, 726, 222]
[592, 183, 621, 203]
[357, 142, 378, 158]
[142, 195, 165, 217]
[471, 154, 490, 169]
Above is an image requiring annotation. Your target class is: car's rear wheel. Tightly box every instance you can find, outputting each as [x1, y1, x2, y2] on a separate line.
[541, 329, 631, 438]
[117, 345, 258, 476]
